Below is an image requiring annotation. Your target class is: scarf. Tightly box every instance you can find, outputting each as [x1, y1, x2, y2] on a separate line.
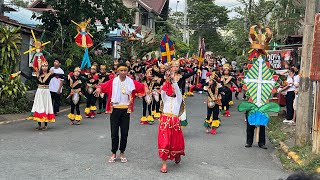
[111, 76, 135, 104]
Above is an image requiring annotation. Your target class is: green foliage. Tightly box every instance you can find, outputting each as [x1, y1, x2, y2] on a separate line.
[187, 0, 229, 54]
[33, 0, 132, 72]
[0, 75, 28, 100]
[11, 0, 29, 7]
[0, 25, 22, 74]
[0, 95, 33, 114]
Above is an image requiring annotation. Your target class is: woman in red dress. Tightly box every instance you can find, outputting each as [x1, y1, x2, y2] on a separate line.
[158, 71, 185, 173]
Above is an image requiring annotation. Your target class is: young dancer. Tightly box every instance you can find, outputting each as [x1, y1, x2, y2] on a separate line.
[140, 69, 155, 124]
[158, 69, 185, 173]
[97, 65, 109, 114]
[67, 67, 83, 125]
[84, 65, 99, 118]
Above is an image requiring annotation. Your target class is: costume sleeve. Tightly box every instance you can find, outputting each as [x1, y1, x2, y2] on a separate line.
[161, 90, 167, 103]
[98, 80, 112, 94]
[134, 80, 145, 95]
[172, 82, 182, 104]
[152, 69, 164, 79]
[20, 71, 32, 79]
[182, 70, 197, 80]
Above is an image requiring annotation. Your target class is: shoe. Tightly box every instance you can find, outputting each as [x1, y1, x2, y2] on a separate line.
[90, 112, 96, 118]
[210, 128, 216, 135]
[160, 167, 167, 173]
[42, 126, 48, 131]
[259, 145, 268, 149]
[245, 144, 252, 148]
[35, 126, 42, 130]
[283, 119, 292, 123]
[175, 156, 181, 164]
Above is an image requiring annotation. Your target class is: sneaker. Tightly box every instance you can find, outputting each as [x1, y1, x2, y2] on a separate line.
[288, 120, 295, 125]
[283, 119, 292, 123]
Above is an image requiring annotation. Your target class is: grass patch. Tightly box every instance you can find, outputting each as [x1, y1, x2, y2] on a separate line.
[267, 116, 320, 173]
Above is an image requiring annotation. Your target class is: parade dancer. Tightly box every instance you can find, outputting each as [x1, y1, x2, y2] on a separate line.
[19, 61, 64, 130]
[158, 70, 185, 173]
[84, 65, 99, 118]
[204, 72, 222, 135]
[94, 63, 146, 163]
[97, 65, 109, 114]
[140, 69, 155, 124]
[220, 63, 239, 117]
[67, 67, 84, 125]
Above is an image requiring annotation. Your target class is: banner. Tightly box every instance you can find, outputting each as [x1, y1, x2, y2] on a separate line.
[266, 49, 294, 70]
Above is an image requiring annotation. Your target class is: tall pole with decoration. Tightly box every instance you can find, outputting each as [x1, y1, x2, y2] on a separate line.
[196, 38, 205, 85]
[238, 24, 281, 143]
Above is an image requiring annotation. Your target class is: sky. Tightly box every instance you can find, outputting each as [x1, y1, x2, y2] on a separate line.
[169, 0, 243, 18]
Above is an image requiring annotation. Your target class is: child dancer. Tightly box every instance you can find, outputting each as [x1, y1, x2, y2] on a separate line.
[97, 65, 109, 114]
[204, 72, 222, 135]
[67, 67, 83, 125]
[84, 65, 99, 118]
[140, 69, 154, 124]
[158, 70, 185, 173]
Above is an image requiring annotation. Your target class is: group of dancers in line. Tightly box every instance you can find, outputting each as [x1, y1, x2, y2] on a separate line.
[14, 56, 244, 173]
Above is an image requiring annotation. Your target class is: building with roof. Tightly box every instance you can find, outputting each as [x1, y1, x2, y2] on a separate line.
[0, 0, 42, 79]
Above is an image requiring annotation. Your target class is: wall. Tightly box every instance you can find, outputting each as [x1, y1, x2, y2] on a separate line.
[19, 33, 32, 83]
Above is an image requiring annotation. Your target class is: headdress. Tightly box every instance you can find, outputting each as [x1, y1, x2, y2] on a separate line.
[74, 67, 81, 72]
[223, 64, 231, 70]
[100, 65, 106, 70]
[172, 59, 180, 66]
[91, 65, 97, 70]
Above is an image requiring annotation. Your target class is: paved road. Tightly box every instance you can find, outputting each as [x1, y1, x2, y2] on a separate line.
[0, 94, 288, 180]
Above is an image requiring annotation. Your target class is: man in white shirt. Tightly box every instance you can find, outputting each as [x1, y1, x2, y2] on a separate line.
[49, 59, 64, 115]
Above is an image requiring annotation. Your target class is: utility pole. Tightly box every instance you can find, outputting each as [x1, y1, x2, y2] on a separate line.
[183, 0, 187, 44]
[0, 0, 4, 16]
[295, 0, 320, 146]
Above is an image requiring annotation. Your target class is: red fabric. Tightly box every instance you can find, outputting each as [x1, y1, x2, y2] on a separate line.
[196, 83, 202, 88]
[206, 72, 211, 77]
[93, 75, 99, 80]
[69, 72, 74, 76]
[161, 81, 173, 96]
[278, 93, 286, 106]
[75, 33, 93, 48]
[158, 114, 185, 160]
[109, 72, 115, 80]
[99, 78, 145, 113]
[32, 55, 46, 73]
[190, 85, 195, 92]
[33, 112, 55, 120]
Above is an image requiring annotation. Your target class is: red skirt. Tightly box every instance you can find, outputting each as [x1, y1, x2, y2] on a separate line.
[158, 114, 185, 160]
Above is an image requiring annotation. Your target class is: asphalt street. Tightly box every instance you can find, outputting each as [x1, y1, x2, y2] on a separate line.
[0, 93, 289, 180]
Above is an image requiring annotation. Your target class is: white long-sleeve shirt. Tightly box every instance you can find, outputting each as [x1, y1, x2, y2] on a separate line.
[161, 82, 182, 116]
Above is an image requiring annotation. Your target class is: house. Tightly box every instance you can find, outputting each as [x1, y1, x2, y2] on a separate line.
[0, 0, 42, 80]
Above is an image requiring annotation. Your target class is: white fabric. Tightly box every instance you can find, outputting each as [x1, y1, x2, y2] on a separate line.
[294, 75, 300, 89]
[31, 88, 54, 114]
[286, 75, 295, 92]
[49, 67, 64, 93]
[161, 82, 182, 116]
[221, 58, 227, 65]
[111, 76, 135, 105]
[201, 69, 207, 80]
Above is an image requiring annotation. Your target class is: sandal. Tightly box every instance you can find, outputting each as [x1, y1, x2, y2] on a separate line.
[42, 126, 48, 131]
[70, 121, 74, 125]
[120, 157, 128, 163]
[175, 156, 181, 164]
[76, 121, 81, 125]
[108, 157, 116, 163]
[160, 167, 167, 173]
[35, 126, 42, 130]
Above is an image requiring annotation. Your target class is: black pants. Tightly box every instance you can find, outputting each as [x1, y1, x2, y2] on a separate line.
[142, 97, 152, 116]
[246, 119, 266, 146]
[207, 105, 219, 120]
[110, 108, 130, 154]
[98, 95, 107, 110]
[152, 99, 160, 113]
[222, 87, 232, 111]
[86, 92, 96, 108]
[286, 91, 295, 120]
[70, 99, 80, 115]
[50, 92, 61, 114]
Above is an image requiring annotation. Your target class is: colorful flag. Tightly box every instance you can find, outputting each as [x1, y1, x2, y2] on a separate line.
[198, 38, 205, 62]
[160, 34, 175, 63]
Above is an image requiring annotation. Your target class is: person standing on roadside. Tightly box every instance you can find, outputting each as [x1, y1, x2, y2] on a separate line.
[49, 59, 64, 115]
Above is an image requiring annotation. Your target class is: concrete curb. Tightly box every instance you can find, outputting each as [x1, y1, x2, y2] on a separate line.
[279, 142, 304, 165]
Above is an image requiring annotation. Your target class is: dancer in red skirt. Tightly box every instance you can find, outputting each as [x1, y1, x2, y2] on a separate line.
[158, 70, 185, 173]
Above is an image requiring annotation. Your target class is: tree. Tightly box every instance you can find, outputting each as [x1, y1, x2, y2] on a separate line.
[187, 0, 229, 54]
[33, 0, 132, 70]
[0, 25, 21, 74]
